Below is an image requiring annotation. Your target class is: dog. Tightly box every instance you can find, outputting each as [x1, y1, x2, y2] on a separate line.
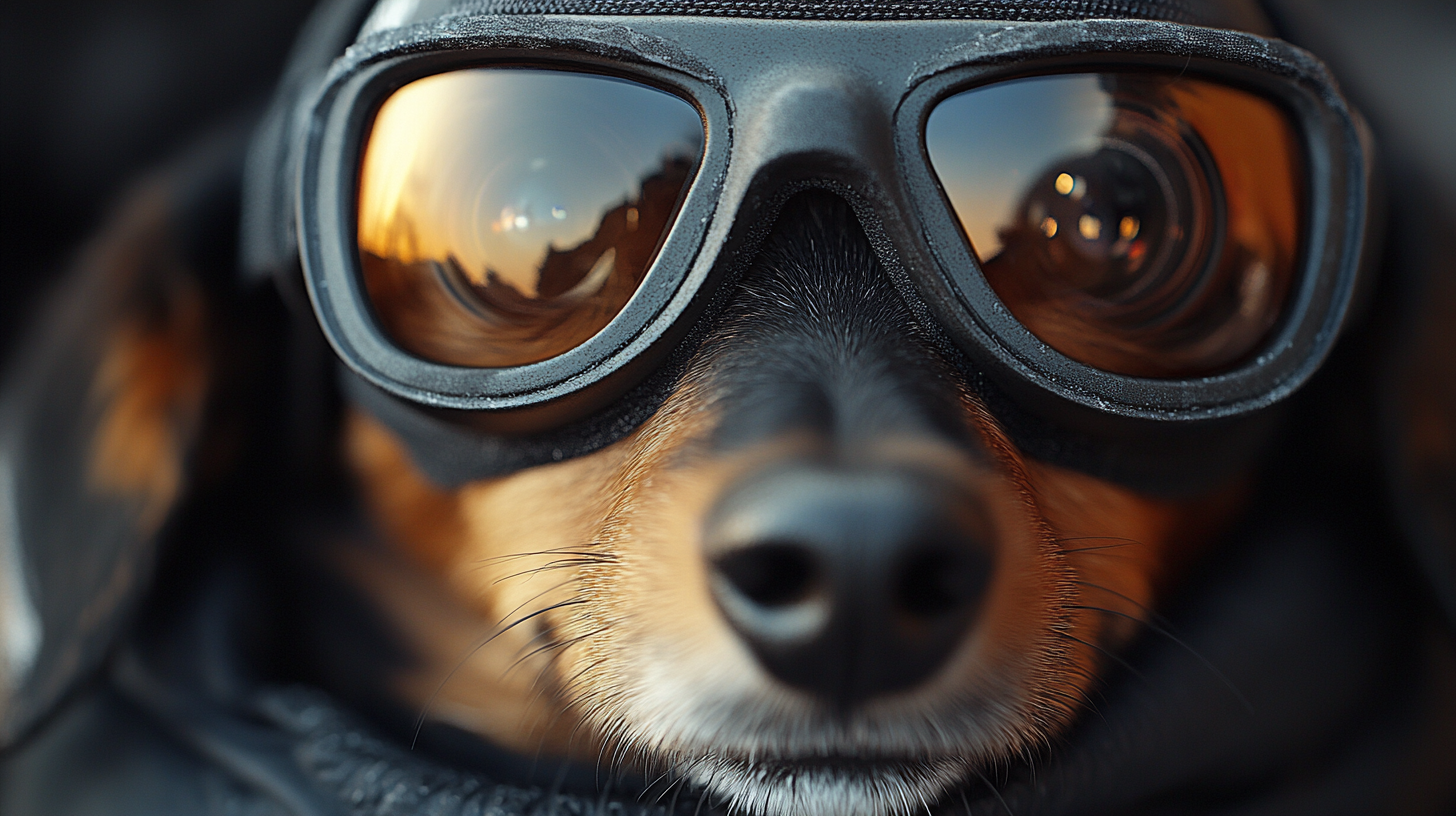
[326, 188, 1248, 815]
[3, 3, 1455, 815]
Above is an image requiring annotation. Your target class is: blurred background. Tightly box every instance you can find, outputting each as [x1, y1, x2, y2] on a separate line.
[0, 0, 317, 354]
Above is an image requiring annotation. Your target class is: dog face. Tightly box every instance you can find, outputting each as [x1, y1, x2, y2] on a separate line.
[343, 193, 1236, 816]
[236, 8, 1371, 816]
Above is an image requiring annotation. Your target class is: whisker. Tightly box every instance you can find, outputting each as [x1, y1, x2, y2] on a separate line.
[891, 775, 915, 816]
[1070, 596, 1254, 714]
[914, 784, 934, 816]
[515, 634, 606, 751]
[492, 555, 615, 587]
[478, 546, 611, 566]
[1057, 536, 1142, 554]
[504, 612, 562, 664]
[1040, 686, 1107, 724]
[594, 718, 620, 791]
[1021, 744, 1038, 790]
[465, 547, 612, 578]
[659, 755, 701, 812]
[972, 766, 1015, 816]
[667, 769, 691, 813]
[697, 760, 727, 816]
[557, 656, 614, 709]
[638, 764, 678, 804]
[1056, 631, 1147, 682]
[575, 692, 629, 759]
[653, 756, 698, 809]
[594, 773, 615, 816]
[1071, 580, 1158, 617]
[693, 782, 712, 816]
[1061, 544, 1138, 555]
[491, 561, 578, 587]
[507, 625, 611, 685]
[410, 598, 588, 749]
[491, 574, 583, 636]
[609, 734, 634, 786]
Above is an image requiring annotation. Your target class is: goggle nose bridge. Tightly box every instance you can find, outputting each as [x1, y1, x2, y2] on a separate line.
[729, 67, 902, 185]
[699, 67, 939, 313]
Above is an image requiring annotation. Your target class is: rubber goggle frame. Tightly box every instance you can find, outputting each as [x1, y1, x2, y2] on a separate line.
[295, 14, 1373, 433]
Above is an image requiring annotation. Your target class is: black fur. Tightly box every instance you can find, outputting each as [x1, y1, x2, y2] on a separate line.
[701, 192, 977, 456]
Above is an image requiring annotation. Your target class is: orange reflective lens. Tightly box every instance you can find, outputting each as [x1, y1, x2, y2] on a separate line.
[927, 73, 1303, 378]
[357, 69, 703, 368]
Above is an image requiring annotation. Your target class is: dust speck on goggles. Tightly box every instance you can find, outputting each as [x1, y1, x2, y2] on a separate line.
[262, 11, 1373, 484]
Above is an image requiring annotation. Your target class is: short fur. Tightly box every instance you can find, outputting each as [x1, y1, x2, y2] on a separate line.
[341, 194, 1239, 816]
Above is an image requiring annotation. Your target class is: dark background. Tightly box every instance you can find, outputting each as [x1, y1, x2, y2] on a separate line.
[0, 0, 318, 353]
[1, 1, 1453, 350]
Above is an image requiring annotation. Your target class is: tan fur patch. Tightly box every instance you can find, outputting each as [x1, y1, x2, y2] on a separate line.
[345, 370, 1243, 779]
[85, 188, 210, 535]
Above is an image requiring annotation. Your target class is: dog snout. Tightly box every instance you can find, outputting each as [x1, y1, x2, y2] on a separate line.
[703, 463, 994, 709]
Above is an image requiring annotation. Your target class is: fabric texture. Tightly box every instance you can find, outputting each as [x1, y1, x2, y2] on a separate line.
[5, 501, 1454, 814]
[449, 0, 1200, 22]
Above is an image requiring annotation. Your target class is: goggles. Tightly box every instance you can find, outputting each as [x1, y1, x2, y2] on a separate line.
[258, 9, 1374, 482]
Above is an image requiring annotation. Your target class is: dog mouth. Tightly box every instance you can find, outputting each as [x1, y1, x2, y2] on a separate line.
[675, 750, 970, 816]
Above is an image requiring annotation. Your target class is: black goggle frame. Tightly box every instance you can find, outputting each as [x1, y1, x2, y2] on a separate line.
[287, 13, 1373, 445]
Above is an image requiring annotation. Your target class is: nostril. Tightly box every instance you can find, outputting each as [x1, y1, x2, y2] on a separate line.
[702, 463, 998, 706]
[715, 543, 818, 608]
[895, 544, 991, 620]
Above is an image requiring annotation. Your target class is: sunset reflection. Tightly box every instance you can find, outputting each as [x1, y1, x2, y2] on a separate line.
[927, 75, 1113, 263]
[926, 73, 1302, 377]
[357, 69, 703, 367]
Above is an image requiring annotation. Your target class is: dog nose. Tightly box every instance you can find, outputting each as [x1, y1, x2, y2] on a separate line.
[703, 464, 993, 708]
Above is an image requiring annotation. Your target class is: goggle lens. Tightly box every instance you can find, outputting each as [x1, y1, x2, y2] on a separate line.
[927, 72, 1303, 378]
[356, 68, 703, 368]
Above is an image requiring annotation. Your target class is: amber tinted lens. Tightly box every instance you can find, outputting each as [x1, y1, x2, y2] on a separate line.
[926, 73, 1303, 378]
[357, 69, 703, 367]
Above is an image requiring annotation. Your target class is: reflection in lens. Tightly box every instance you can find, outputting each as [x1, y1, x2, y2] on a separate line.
[357, 68, 703, 368]
[926, 73, 1303, 378]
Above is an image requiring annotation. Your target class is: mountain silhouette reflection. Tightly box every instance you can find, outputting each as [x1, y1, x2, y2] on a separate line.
[361, 155, 696, 368]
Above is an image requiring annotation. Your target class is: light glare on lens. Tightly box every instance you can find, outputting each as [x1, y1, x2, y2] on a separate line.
[357, 68, 703, 368]
[926, 73, 1303, 378]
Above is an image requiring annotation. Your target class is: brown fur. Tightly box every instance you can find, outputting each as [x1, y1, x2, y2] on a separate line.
[344, 369, 1239, 770]
[85, 184, 211, 535]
